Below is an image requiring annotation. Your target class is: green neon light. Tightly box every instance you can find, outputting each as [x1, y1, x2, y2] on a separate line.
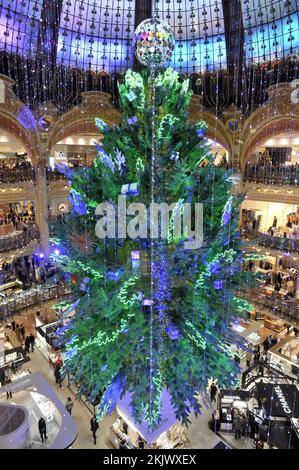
[168, 199, 184, 243]
[67, 312, 135, 354]
[195, 249, 237, 289]
[76, 260, 103, 279]
[186, 321, 239, 359]
[118, 276, 140, 309]
[233, 296, 254, 313]
[142, 369, 163, 426]
[136, 157, 145, 173]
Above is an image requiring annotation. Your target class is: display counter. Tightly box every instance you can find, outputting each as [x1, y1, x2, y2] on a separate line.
[0, 328, 27, 369]
[109, 411, 190, 449]
[268, 335, 299, 379]
[219, 390, 250, 432]
[35, 320, 66, 366]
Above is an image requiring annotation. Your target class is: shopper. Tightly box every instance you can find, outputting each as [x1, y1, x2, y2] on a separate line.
[246, 351, 252, 368]
[263, 337, 270, 352]
[233, 411, 242, 440]
[138, 435, 145, 449]
[241, 413, 248, 438]
[29, 333, 35, 352]
[20, 324, 25, 340]
[90, 416, 99, 445]
[65, 397, 73, 415]
[11, 320, 16, 332]
[210, 382, 217, 403]
[38, 417, 48, 443]
[24, 336, 30, 354]
[258, 421, 268, 443]
[54, 366, 63, 388]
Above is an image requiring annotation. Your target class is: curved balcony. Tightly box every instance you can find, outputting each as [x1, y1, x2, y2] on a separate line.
[244, 164, 299, 186]
[0, 167, 68, 185]
[242, 230, 299, 254]
[0, 225, 40, 253]
[0, 283, 71, 320]
[0, 168, 35, 184]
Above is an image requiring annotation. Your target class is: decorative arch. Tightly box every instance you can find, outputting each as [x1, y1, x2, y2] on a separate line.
[0, 74, 38, 163]
[0, 112, 38, 164]
[48, 91, 121, 149]
[188, 96, 233, 160]
[240, 116, 299, 171]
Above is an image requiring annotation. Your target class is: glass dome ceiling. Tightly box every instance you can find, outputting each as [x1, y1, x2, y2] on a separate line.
[0, 0, 298, 74]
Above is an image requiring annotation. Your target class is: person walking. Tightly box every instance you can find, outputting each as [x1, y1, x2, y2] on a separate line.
[65, 397, 73, 415]
[233, 411, 242, 440]
[210, 382, 218, 403]
[38, 417, 48, 443]
[29, 333, 35, 352]
[11, 320, 15, 332]
[90, 416, 99, 445]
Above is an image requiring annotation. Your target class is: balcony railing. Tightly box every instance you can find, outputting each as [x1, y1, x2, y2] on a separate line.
[244, 164, 299, 186]
[242, 229, 299, 254]
[0, 167, 35, 183]
[0, 167, 68, 184]
[0, 225, 40, 253]
[0, 283, 71, 320]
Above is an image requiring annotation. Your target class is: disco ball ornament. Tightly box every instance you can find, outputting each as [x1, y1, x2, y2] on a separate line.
[133, 19, 175, 68]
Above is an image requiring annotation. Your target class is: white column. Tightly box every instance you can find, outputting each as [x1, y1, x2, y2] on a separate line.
[35, 164, 50, 257]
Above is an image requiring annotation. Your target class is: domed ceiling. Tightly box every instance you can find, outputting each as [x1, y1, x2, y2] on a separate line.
[0, 0, 298, 74]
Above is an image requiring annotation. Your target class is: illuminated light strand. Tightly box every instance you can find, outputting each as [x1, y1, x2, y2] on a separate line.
[66, 312, 135, 354]
[167, 199, 184, 243]
[195, 249, 237, 289]
[157, 114, 179, 140]
[76, 261, 103, 279]
[221, 195, 233, 226]
[185, 321, 240, 359]
[136, 157, 145, 173]
[233, 296, 255, 313]
[117, 276, 140, 308]
[142, 368, 164, 426]
[51, 255, 103, 279]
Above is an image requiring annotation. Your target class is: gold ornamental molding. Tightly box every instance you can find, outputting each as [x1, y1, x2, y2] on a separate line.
[0, 74, 39, 163]
[240, 82, 299, 171]
[188, 95, 233, 159]
[48, 91, 121, 150]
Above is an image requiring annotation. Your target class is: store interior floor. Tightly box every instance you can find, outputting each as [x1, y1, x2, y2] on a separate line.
[2, 344, 254, 449]
[1, 302, 288, 449]
[1, 389, 60, 449]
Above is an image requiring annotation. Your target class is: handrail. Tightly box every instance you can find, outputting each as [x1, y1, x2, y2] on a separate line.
[0, 225, 40, 253]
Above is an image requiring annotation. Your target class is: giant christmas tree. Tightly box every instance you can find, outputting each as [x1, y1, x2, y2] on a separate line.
[51, 21, 252, 430]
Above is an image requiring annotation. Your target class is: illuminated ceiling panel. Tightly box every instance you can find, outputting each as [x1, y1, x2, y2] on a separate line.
[0, 0, 298, 72]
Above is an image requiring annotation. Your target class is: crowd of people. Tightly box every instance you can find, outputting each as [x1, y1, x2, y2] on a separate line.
[0, 158, 34, 183]
[0, 254, 46, 287]
[0, 203, 35, 231]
